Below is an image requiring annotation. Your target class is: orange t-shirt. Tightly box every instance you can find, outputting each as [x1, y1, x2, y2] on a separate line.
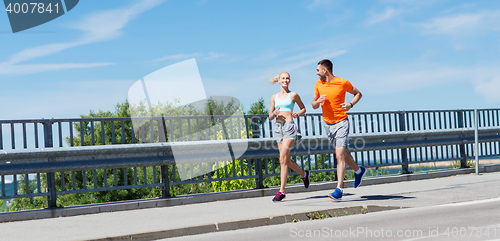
[314, 77, 353, 124]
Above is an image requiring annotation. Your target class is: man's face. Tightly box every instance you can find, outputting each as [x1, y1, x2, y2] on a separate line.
[316, 65, 327, 80]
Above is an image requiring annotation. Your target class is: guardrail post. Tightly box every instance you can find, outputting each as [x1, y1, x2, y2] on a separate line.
[43, 121, 57, 208]
[46, 172, 57, 208]
[398, 112, 411, 174]
[158, 118, 167, 142]
[457, 111, 469, 168]
[161, 165, 171, 198]
[333, 154, 338, 181]
[474, 109, 479, 175]
[251, 117, 260, 138]
[251, 117, 264, 189]
[255, 158, 264, 189]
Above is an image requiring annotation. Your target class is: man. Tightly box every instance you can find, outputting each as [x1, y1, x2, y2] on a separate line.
[311, 59, 367, 201]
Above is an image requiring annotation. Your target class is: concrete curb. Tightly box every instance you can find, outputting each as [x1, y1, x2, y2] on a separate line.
[87, 205, 405, 241]
[1, 164, 499, 223]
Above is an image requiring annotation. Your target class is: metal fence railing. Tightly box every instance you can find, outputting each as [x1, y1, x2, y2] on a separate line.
[1, 109, 499, 150]
[0, 109, 499, 209]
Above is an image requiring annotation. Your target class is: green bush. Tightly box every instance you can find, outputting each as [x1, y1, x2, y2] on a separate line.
[211, 160, 255, 192]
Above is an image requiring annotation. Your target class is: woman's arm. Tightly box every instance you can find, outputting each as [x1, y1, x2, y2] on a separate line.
[269, 95, 276, 120]
[291, 92, 306, 118]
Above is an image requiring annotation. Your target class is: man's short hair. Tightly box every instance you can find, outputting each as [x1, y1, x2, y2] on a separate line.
[318, 59, 333, 74]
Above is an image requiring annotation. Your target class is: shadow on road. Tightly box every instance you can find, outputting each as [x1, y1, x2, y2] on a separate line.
[277, 194, 414, 203]
[356, 195, 415, 201]
[279, 193, 355, 202]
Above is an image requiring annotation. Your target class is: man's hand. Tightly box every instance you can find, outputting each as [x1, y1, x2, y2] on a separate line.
[317, 94, 327, 103]
[340, 102, 352, 111]
[312, 94, 327, 109]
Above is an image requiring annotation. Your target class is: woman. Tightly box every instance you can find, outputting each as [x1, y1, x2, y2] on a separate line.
[269, 71, 309, 202]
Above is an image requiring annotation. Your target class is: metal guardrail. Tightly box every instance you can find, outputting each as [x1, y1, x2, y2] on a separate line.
[2, 127, 500, 174]
[0, 109, 499, 208]
[1, 126, 499, 208]
[1, 109, 499, 149]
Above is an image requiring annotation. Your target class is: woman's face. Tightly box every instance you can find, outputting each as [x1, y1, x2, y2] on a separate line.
[279, 73, 290, 88]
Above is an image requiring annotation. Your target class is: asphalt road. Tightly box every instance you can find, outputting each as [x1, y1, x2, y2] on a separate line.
[2, 171, 500, 241]
[168, 197, 500, 241]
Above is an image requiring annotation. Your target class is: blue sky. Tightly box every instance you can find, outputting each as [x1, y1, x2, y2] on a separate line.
[1, 0, 499, 120]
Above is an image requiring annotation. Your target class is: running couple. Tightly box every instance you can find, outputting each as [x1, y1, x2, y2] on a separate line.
[269, 59, 367, 202]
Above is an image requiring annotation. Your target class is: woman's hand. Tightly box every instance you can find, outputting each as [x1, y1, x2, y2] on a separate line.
[274, 107, 281, 117]
[291, 112, 298, 118]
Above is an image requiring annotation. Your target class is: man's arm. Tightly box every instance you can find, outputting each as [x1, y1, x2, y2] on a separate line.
[340, 87, 362, 111]
[312, 94, 326, 110]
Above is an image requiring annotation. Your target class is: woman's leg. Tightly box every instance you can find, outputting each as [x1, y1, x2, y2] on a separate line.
[279, 138, 303, 193]
[287, 151, 305, 178]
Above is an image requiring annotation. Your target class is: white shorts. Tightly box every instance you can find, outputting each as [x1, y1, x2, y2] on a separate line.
[324, 119, 349, 147]
[275, 121, 301, 143]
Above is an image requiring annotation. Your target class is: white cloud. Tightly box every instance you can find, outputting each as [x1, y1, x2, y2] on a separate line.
[475, 77, 500, 102]
[323, 10, 351, 26]
[70, 0, 164, 44]
[152, 53, 200, 61]
[349, 63, 500, 104]
[148, 52, 225, 62]
[256, 49, 347, 84]
[421, 11, 500, 36]
[200, 35, 359, 106]
[4, 42, 80, 66]
[0, 0, 165, 75]
[205, 52, 225, 60]
[349, 64, 473, 96]
[308, 0, 338, 9]
[1, 79, 135, 119]
[204, 48, 348, 101]
[367, 7, 401, 25]
[196, 0, 208, 5]
[473, 67, 500, 102]
[0, 63, 114, 75]
[281, 50, 347, 71]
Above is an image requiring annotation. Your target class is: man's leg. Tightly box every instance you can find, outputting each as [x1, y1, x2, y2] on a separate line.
[335, 146, 346, 188]
[335, 146, 359, 188]
[344, 148, 360, 172]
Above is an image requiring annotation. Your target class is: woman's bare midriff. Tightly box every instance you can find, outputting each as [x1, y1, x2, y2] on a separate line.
[275, 111, 293, 123]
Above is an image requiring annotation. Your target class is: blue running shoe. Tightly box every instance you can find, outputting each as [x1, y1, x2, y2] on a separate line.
[353, 166, 367, 188]
[328, 188, 343, 201]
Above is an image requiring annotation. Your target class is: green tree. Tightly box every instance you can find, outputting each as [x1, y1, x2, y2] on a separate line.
[247, 97, 268, 115]
[70, 100, 134, 146]
[244, 97, 268, 139]
[204, 97, 242, 116]
[203, 97, 245, 139]
[5, 175, 46, 211]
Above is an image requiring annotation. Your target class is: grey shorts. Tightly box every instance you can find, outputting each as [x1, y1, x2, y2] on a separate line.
[324, 119, 349, 147]
[275, 121, 301, 143]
